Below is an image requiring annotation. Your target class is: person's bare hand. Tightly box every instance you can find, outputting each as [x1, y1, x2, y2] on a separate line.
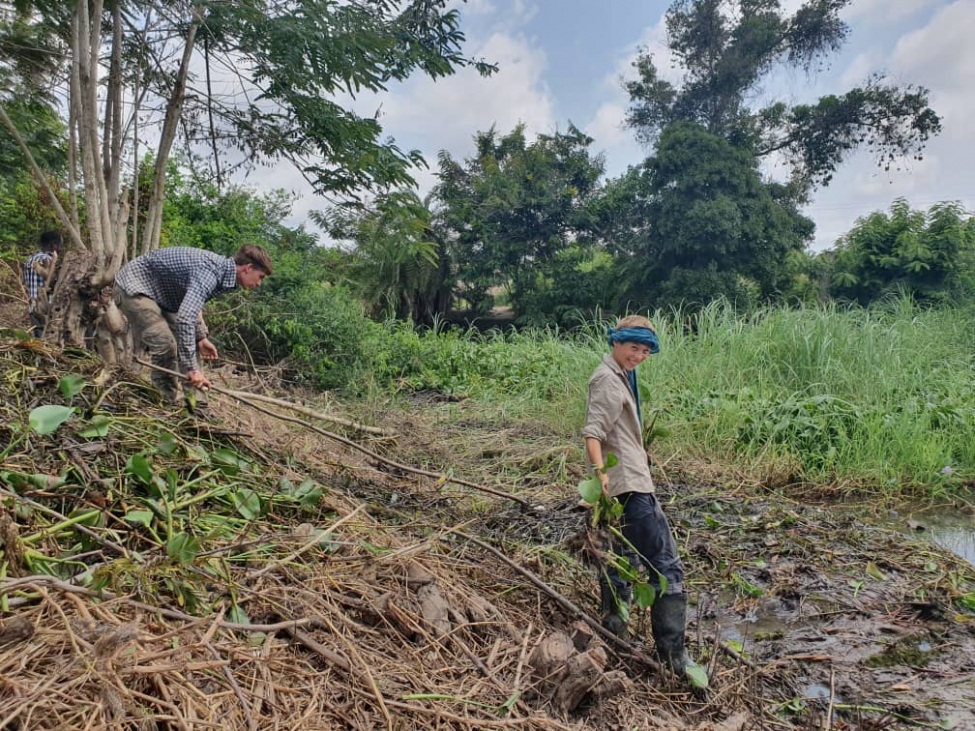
[186, 369, 212, 390]
[197, 338, 218, 361]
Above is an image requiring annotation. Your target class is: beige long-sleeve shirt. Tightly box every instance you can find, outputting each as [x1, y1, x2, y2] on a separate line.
[581, 354, 654, 499]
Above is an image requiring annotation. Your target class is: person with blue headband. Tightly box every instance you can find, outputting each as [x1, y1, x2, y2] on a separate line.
[581, 314, 695, 681]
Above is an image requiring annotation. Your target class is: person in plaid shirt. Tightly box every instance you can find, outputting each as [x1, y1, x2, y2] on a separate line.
[22, 230, 62, 337]
[114, 245, 272, 404]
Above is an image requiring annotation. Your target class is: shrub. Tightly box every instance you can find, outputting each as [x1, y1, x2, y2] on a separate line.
[211, 283, 379, 390]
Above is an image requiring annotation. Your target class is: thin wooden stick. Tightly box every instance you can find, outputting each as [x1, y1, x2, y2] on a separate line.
[133, 357, 382, 432]
[448, 530, 664, 673]
[250, 505, 365, 581]
[0, 486, 131, 559]
[223, 388, 386, 435]
[136, 358, 531, 508]
[0, 576, 316, 633]
[206, 642, 257, 731]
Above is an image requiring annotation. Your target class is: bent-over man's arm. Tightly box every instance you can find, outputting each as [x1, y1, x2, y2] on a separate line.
[174, 272, 219, 376]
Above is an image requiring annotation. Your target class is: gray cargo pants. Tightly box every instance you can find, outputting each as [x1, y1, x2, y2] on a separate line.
[114, 288, 182, 402]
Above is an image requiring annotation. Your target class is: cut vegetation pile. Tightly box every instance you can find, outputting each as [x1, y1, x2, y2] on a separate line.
[1, 333, 975, 730]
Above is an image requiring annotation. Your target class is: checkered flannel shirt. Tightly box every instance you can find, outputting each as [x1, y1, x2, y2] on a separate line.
[23, 252, 53, 309]
[115, 247, 238, 373]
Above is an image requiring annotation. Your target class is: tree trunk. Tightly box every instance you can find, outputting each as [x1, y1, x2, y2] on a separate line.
[18, 2, 204, 370]
[44, 250, 127, 368]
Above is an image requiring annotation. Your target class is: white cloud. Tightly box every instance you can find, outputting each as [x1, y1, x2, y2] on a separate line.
[511, 0, 538, 25]
[580, 17, 673, 179]
[583, 101, 644, 176]
[450, 0, 495, 17]
[889, 2, 975, 115]
[777, 0, 807, 13]
[585, 102, 628, 149]
[616, 18, 678, 87]
[841, 0, 937, 24]
[250, 22, 557, 228]
[239, 0, 555, 230]
[381, 31, 556, 169]
[839, 49, 884, 87]
[849, 153, 941, 199]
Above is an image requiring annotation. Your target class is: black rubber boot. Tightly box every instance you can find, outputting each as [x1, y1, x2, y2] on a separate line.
[650, 592, 690, 675]
[598, 572, 631, 640]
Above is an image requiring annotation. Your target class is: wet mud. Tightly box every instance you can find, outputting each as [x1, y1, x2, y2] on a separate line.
[467, 484, 975, 729]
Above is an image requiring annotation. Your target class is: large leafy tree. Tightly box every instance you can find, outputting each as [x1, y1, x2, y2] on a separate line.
[0, 0, 491, 363]
[830, 199, 975, 305]
[626, 0, 941, 194]
[434, 123, 604, 319]
[618, 0, 940, 310]
[613, 122, 813, 309]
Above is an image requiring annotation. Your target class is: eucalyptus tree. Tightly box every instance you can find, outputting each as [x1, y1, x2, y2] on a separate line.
[0, 0, 491, 363]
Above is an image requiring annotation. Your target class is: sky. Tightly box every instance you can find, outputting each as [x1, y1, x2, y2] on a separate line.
[261, 0, 975, 252]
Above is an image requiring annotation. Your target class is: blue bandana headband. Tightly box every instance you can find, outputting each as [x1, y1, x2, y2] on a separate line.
[608, 326, 660, 354]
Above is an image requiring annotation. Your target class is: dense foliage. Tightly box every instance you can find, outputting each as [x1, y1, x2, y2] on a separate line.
[318, 190, 448, 324]
[434, 124, 606, 323]
[0, 0, 495, 362]
[613, 122, 814, 310]
[0, 0, 958, 329]
[829, 199, 975, 305]
[347, 299, 975, 499]
[199, 0, 495, 196]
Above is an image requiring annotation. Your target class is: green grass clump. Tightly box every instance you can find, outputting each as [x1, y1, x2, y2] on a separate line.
[649, 299, 975, 493]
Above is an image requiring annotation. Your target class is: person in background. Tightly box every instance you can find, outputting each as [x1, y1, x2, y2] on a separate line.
[22, 230, 62, 337]
[581, 314, 694, 680]
[113, 245, 272, 405]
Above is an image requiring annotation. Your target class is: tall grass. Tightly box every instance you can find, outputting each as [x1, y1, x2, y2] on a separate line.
[649, 300, 975, 494]
[363, 320, 599, 431]
[362, 298, 975, 498]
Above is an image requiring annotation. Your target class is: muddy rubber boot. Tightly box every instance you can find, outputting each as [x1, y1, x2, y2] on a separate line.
[650, 592, 690, 675]
[152, 377, 180, 406]
[599, 575, 631, 640]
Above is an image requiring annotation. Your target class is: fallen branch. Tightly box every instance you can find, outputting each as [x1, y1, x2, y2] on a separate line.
[136, 359, 531, 509]
[221, 388, 386, 435]
[0, 486, 132, 559]
[133, 357, 381, 433]
[447, 530, 663, 674]
[0, 576, 316, 633]
[249, 504, 365, 581]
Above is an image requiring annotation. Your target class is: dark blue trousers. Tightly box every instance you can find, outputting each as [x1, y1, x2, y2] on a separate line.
[599, 491, 685, 615]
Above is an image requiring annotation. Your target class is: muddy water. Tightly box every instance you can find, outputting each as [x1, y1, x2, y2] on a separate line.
[697, 498, 975, 730]
[900, 506, 975, 566]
